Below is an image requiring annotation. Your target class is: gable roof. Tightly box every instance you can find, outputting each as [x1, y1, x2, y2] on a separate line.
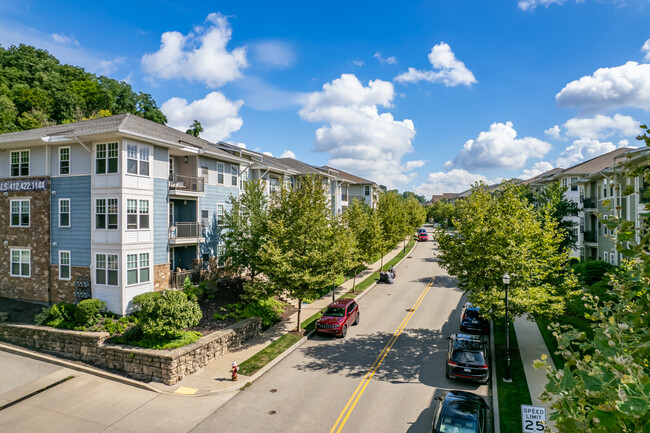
[558, 147, 632, 175]
[320, 165, 376, 184]
[276, 157, 332, 176]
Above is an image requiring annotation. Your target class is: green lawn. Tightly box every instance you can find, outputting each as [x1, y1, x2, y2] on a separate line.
[238, 333, 302, 376]
[493, 320, 533, 433]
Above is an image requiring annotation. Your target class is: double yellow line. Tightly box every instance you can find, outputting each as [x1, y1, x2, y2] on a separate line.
[328, 277, 434, 433]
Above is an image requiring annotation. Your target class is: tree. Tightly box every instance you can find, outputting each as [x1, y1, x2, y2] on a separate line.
[222, 179, 268, 285]
[259, 175, 345, 331]
[436, 181, 573, 321]
[376, 191, 408, 268]
[427, 199, 456, 227]
[535, 126, 650, 433]
[533, 181, 580, 252]
[343, 200, 382, 291]
[185, 119, 204, 137]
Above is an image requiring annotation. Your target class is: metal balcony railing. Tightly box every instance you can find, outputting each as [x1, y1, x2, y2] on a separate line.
[583, 198, 596, 209]
[170, 270, 196, 289]
[169, 222, 204, 240]
[169, 173, 204, 193]
[583, 230, 597, 243]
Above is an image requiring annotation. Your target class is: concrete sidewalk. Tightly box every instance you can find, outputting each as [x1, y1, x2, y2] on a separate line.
[145, 238, 414, 396]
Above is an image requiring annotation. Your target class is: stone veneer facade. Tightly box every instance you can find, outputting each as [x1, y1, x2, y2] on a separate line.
[0, 317, 261, 385]
[0, 183, 51, 302]
[48, 265, 91, 303]
[153, 263, 170, 292]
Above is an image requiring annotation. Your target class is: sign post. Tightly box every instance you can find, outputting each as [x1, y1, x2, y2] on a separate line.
[521, 405, 546, 433]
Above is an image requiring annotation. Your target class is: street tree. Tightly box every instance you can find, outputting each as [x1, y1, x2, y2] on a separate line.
[436, 181, 573, 321]
[376, 191, 408, 268]
[343, 200, 381, 291]
[427, 199, 456, 227]
[533, 181, 580, 252]
[259, 175, 345, 331]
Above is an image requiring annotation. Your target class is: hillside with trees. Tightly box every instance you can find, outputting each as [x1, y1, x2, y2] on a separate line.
[0, 44, 166, 133]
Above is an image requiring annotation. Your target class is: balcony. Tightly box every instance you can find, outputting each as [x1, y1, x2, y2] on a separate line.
[640, 187, 650, 204]
[583, 230, 597, 243]
[169, 173, 204, 195]
[583, 198, 596, 209]
[170, 269, 197, 289]
[169, 222, 204, 245]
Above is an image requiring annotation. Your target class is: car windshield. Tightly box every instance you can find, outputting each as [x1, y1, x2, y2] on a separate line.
[465, 309, 481, 319]
[323, 307, 345, 317]
[438, 419, 477, 433]
[452, 350, 485, 364]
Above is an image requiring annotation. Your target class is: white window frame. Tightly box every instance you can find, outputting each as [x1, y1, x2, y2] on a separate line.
[10, 199, 30, 227]
[365, 185, 370, 196]
[96, 142, 119, 174]
[10, 249, 30, 277]
[217, 162, 225, 184]
[59, 250, 71, 281]
[96, 253, 118, 286]
[240, 169, 248, 189]
[126, 252, 150, 285]
[231, 165, 238, 186]
[126, 199, 150, 230]
[217, 244, 226, 268]
[604, 251, 609, 262]
[126, 143, 150, 176]
[217, 203, 225, 226]
[10, 150, 29, 177]
[59, 147, 70, 175]
[59, 198, 70, 228]
[95, 198, 118, 230]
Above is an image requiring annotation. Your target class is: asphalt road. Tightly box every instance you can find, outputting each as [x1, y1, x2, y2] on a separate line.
[191, 234, 489, 433]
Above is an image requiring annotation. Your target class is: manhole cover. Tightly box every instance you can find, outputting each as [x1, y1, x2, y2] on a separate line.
[270, 389, 277, 393]
[269, 410, 277, 415]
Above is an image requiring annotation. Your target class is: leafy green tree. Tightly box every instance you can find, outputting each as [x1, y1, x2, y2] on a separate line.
[535, 125, 650, 433]
[222, 179, 269, 285]
[376, 191, 408, 267]
[259, 175, 345, 331]
[533, 181, 580, 252]
[405, 197, 427, 233]
[343, 200, 381, 291]
[436, 181, 573, 320]
[427, 199, 456, 227]
[185, 119, 204, 137]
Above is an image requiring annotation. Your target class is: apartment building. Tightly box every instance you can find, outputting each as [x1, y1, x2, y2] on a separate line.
[0, 115, 380, 314]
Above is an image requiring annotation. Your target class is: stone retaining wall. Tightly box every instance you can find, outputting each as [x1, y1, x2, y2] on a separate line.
[0, 317, 261, 385]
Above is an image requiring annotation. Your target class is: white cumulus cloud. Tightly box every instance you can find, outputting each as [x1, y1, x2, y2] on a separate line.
[563, 114, 639, 139]
[519, 161, 555, 180]
[544, 125, 561, 139]
[414, 169, 492, 197]
[518, 0, 566, 11]
[556, 61, 650, 112]
[446, 121, 552, 170]
[279, 150, 296, 159]
[299, 74, 417, 189]
[642, 39, 650, 62]
[142, 12, 247, 87]
[161, 91, 244, 142]
[395, 42, 476, 87]
[555, 138, 617, 168]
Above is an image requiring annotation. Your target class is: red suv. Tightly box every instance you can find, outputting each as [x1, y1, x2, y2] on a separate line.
[315, 299, 359, 338]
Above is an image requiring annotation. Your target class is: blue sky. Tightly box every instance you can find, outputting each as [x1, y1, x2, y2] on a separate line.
[2, 0, 650, 196]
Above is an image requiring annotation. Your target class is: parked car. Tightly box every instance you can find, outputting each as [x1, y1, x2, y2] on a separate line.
[445, 333, 490, 384]
[315, 299, 359, 338]
[460, 303, 489, 334]
[418, 232, 429, 242]
[430, 390, 489, 433]
[417, 228, 427, 235]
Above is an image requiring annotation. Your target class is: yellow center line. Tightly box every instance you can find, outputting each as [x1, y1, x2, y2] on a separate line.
[329, 278, 434, 433]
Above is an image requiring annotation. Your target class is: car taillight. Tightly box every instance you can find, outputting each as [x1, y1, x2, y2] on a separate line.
[479, 364, 488, 369]
[447, 361, 457, 366]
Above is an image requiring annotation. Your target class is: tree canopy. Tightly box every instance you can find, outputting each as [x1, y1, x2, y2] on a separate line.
[0, 44, 166, 133]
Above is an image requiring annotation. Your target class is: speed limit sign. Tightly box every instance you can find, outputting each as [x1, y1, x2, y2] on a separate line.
[521, 405, 546, 432]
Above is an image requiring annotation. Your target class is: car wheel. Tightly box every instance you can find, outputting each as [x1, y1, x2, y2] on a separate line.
[354, 313, 359, 325]
[340, 325, 347, 338]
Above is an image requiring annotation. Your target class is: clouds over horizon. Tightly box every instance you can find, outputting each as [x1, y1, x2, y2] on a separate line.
[445, 121, 552, 171]
[299, 73, 419, 189]
[414, 169, 494, 197]
[161, 91, 244, 142]
[395, 42, 477, 87]
[142, 12, 247, 87]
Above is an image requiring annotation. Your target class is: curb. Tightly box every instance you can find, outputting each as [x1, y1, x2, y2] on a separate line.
[490, 320, 501, 433]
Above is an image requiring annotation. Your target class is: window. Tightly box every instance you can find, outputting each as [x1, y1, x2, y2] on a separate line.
[96, 198, 118, 229]
[96, 142, 118, 174]
[604, 252, 609, 262]
[10, 150, 29, 177]
[610, 185, 614, 197]
[59, 147, 70, 175]
[127, 199, 149, 229]
[10, 249, 30, 277]
[217, 162, 225, 184]
[127, 253, 150, 285]
[96, 254, 118, 286]
[341, 186, 348, 201]
[217, 204, 225, 225]
[561, 178, 568, 187]
[240, 169, 248, 189]
[201, 210, 209, 232]
[10, 199, 29, 227]
[59, 199, 70, 227]
[126, 143, 150, 176]
[365, 185, 370, 196]
[603, 183, 608, 198]
[570, 176, 578, 192]
[59, 251, 71, 280]
[231, 166, 238, 186]
[217, 244, 226, 268]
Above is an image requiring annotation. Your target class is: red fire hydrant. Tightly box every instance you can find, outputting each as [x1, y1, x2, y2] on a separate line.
[231, 361, 239, 381]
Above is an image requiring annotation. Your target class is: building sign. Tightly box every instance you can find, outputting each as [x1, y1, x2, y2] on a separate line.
[521, 405, 546, 433]
[0, 178, 48, 192]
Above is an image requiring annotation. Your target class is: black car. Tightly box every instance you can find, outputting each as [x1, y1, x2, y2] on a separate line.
[446, 333, 490, 384]
[460, 303, 489, 334]
[431, 390, 489, 433]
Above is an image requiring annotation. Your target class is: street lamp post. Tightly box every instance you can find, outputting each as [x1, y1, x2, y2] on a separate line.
[503, 272, 512, 382]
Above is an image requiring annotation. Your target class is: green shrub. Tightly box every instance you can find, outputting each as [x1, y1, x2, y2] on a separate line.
[183, 280, 204, 301]
[132, 290, 202, 338]
[213, 298, 284, 329]
[574, 260, 615, 286]
[102, 316, 132, 335]
[35, 303, 77, 329]
[74, 299, 106, 327]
